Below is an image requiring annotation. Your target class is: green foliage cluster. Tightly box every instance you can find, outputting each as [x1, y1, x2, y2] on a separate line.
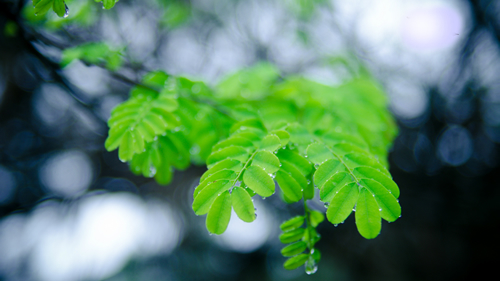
[61, 42, 123, 70]
[31, 0, 117, 18]
[104, 62, 401, 273]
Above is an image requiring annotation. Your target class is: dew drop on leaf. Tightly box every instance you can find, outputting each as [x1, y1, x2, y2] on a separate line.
[63, 4, 69, 18]
[323, 203, 329, 208]
[149, 165, 157, 176]
[305, 256, 318, 275]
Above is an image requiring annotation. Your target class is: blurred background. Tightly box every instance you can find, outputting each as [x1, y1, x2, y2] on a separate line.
[1, 0, 499, 280]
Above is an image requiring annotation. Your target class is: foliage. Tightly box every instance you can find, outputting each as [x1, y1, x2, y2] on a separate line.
[61, 42, 123, 70]
[23, 0, 402, 274]
[104, 62, 401, 273]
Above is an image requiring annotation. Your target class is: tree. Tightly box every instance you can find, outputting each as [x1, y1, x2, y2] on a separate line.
[2, 0, 402, 275]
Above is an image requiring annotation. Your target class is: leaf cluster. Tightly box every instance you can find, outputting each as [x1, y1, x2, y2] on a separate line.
[61, 42, 123, 70]
[104, 62, 401, 273]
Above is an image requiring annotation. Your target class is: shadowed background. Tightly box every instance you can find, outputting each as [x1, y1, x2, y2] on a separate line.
[0, 0, 499, 280]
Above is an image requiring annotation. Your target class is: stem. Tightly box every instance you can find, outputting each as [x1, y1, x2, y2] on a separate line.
[233, 149, 258, 185]
[302, 193, 314, 251]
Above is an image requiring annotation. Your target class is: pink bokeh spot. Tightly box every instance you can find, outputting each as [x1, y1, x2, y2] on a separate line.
[401, 6, 463, 51]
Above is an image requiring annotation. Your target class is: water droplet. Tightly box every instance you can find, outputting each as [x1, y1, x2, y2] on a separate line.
[235, 181, 242, 187]
[63, 4, 69, 18]
[262, 197, 266, 200]
[323, 203, 329, 208]
[149, 165, 157, 177]
[190, 145, 200, 155]
[379, 208, 382, 211]
[254, 213, 258, 218]
[334, 224, 338, 227]
[305, 256, 318, 275]
[352, 208, 356, 212]
[314, 163, 320, 168]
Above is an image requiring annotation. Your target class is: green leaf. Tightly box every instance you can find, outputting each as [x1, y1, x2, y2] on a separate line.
[260, 135, 282, 152]
[206, 190, 232, 234]
[343, 152, 389, 177]
[154, 163, 172, 185]
[231, 186, 256, 222]
[52, 0, 66, 17]
[200, 159, 243, 182]
[309, 210, 324, 227]
[284, 254, 309, 270]
[280, 216, 305, 232]
[271, 130, 290, 146]
[230, 118, 266, 134]
[326, 182, 359, 224]
[34, 0, 53, 16]
[313, 159, 344, 189]
[118, 130, 142, 162]
[311, 248, 321, 262]
[281, 241, 307, 257]
[306, 142, 333, 165]
[212, 137, 254, 152]
[192, 180, 232, 215]
[276, 149, 312, 176]
[275, 170, 302, 202]
[319, 172, 351, 203]
[206, 146, 249, 168]
[279, 227, 305, 244]
[355, 188, 381, 239]
[360, 179, 401, 222]
[103, 0, 116, 10]
[354, 166, 399, 198]
[287, 124, 312, 153]
[251, 151, 280, 173]
[194, 169, 236, 199]
[243, 166, 275, 197]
